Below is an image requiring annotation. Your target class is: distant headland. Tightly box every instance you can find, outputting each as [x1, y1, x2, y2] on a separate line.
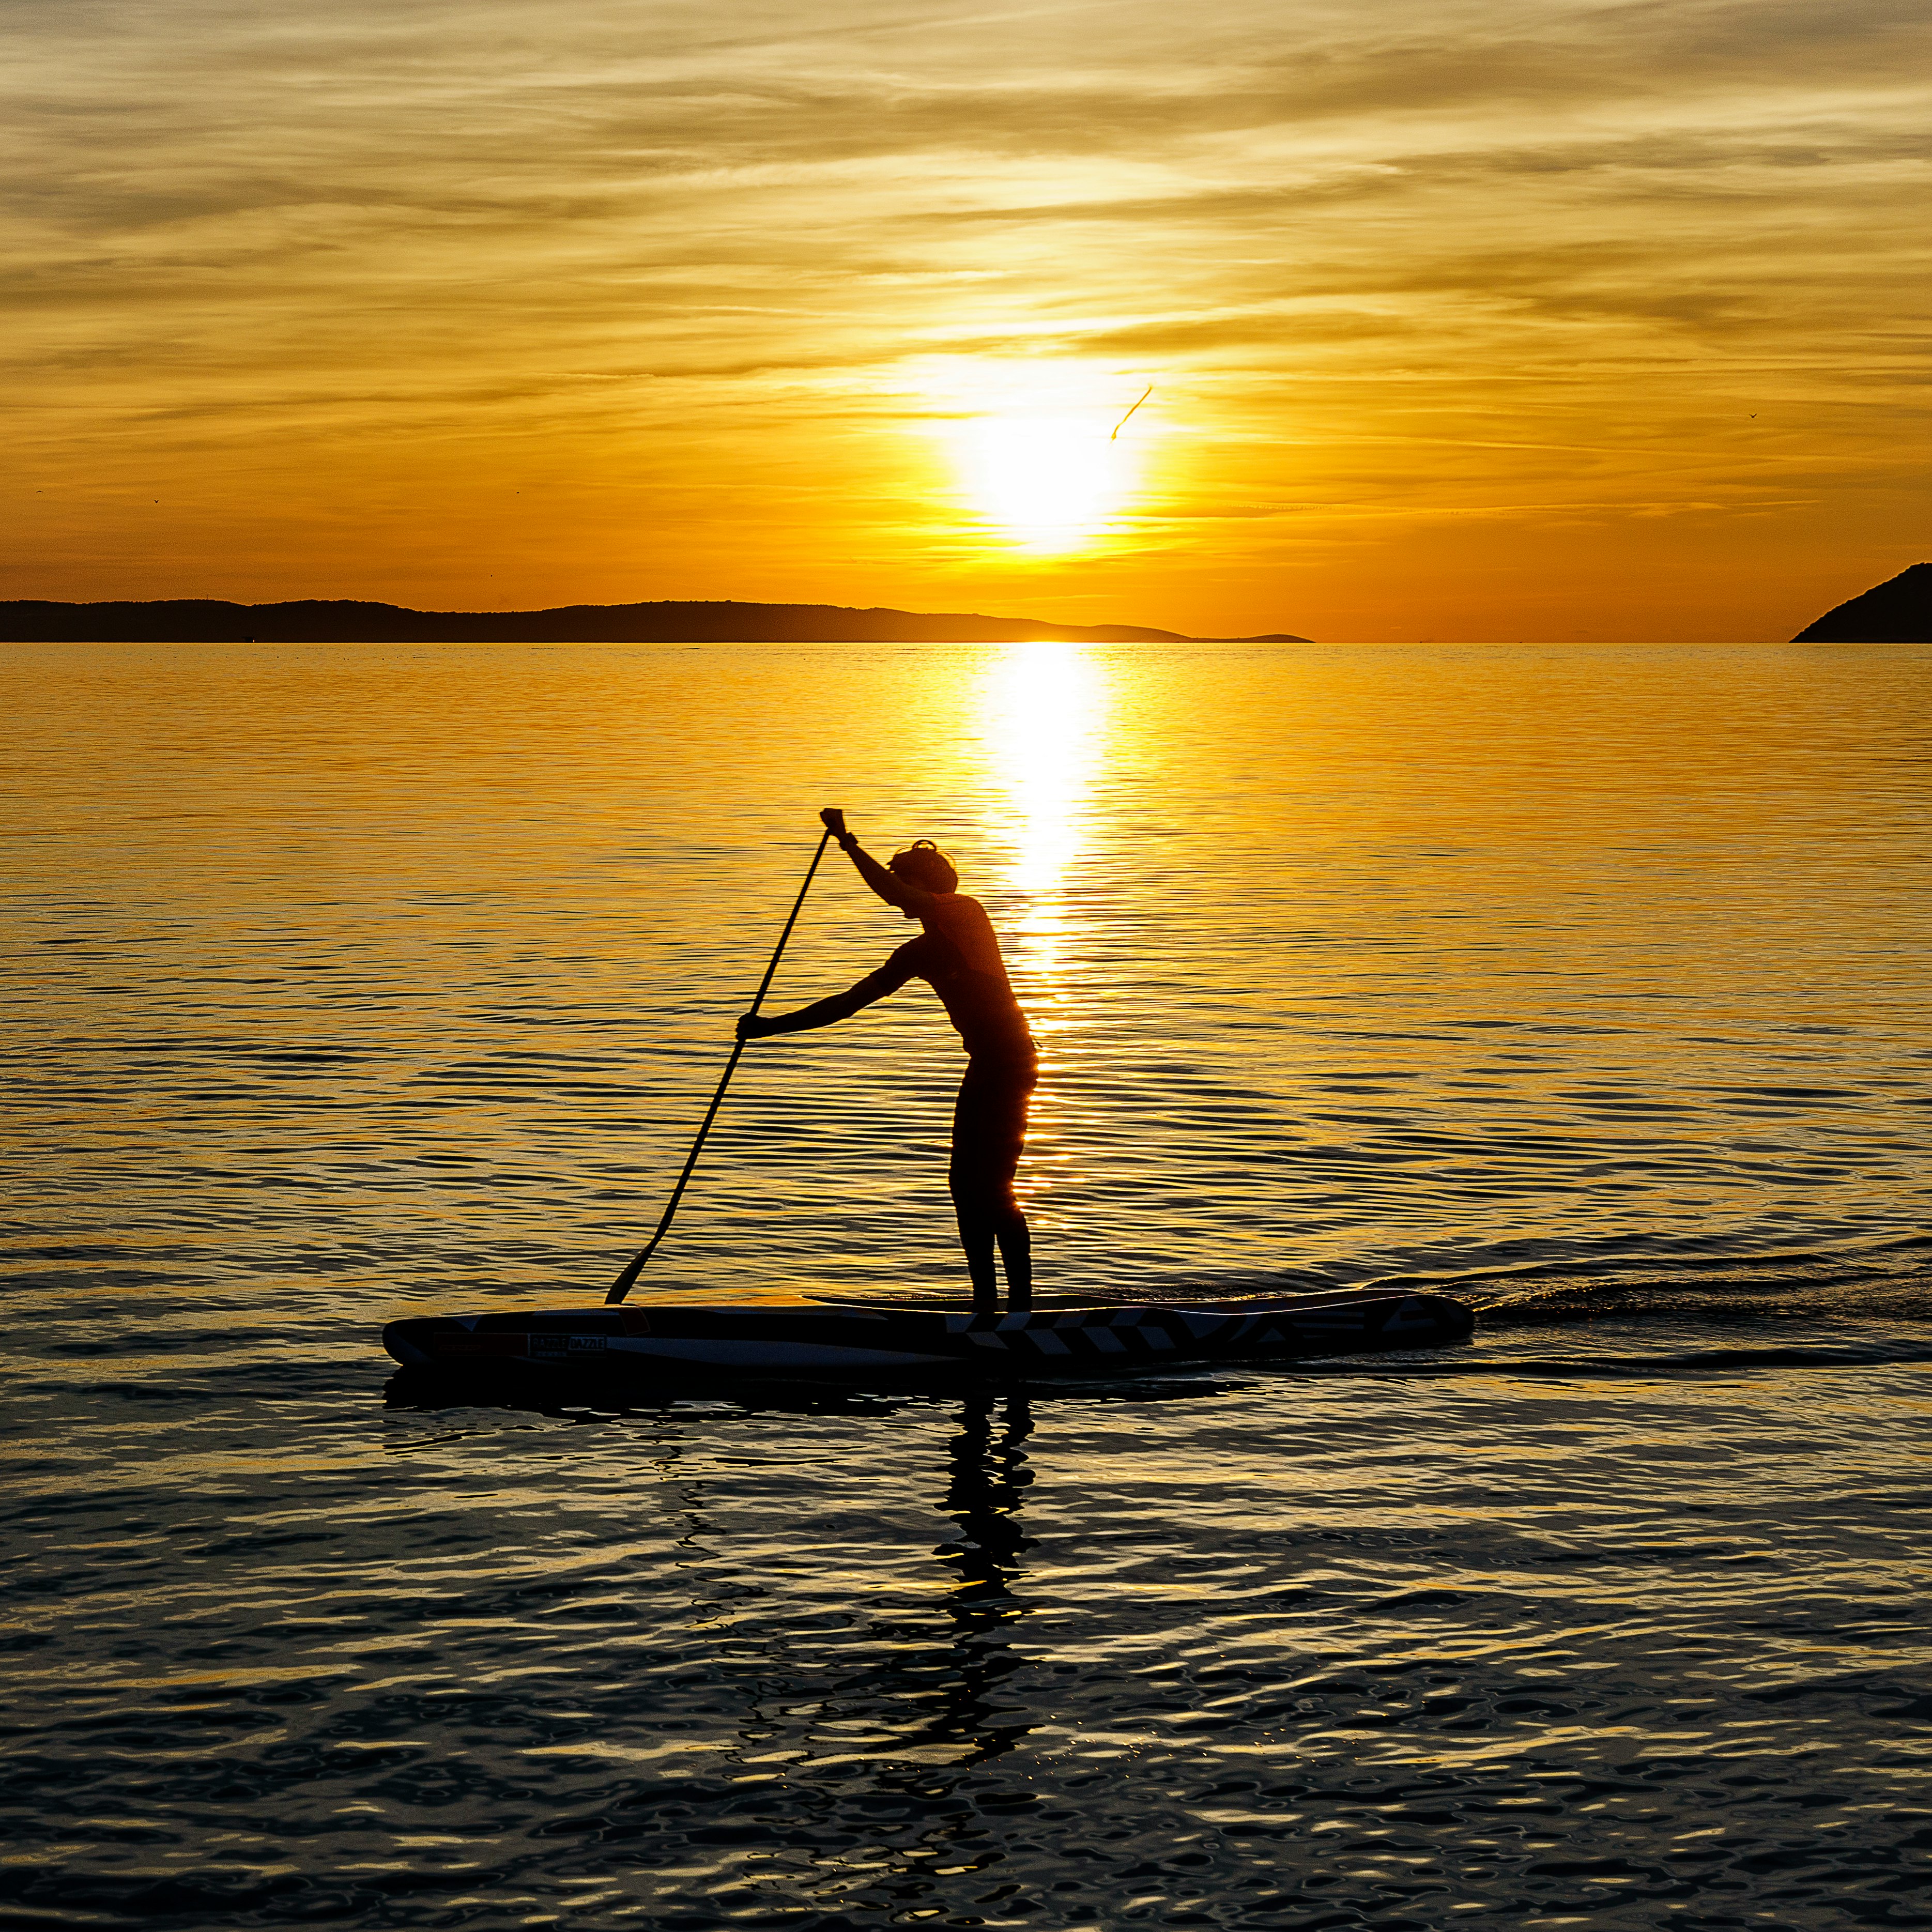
[0, 599, 1310, 645]
[1791, 565, 1930, 643]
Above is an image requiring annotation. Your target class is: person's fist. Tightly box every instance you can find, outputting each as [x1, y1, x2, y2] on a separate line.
[820, 807, 847, 837]
[735, 1013, 770, 1042]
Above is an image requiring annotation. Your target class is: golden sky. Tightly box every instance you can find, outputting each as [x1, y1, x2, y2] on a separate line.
[6, 0, 1927, 638]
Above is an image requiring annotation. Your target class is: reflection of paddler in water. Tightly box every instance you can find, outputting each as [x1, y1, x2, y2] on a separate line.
[926, 1391, 1035, 1762]
[736, 807, 1037, 1312]
[941, 1391, 1034, 1608]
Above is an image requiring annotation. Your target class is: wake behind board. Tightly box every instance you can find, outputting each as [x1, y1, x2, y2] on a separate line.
[382, 1288, 1473, 1379]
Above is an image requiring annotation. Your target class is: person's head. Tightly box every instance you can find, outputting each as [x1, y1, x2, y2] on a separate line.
[889, 839, 958, 898]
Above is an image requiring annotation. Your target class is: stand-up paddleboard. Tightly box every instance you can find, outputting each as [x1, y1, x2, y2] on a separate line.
[382, 1287, 1473, 1379]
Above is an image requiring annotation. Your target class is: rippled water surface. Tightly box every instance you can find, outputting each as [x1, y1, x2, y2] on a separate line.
[5, 641, 1930, 1929]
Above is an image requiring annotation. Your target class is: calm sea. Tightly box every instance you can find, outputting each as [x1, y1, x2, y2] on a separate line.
[5, 641, 1929, 1930]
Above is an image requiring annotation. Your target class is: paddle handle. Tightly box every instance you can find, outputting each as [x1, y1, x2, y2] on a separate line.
[606, 824, 834, 1304]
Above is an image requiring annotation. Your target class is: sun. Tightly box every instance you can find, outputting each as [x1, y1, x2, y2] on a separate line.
[957, 411, 1136, 551]
[922, 360, 1155, 553]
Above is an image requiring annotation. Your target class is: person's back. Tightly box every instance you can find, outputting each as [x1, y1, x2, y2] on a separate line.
[890, 892, 1031, 1063]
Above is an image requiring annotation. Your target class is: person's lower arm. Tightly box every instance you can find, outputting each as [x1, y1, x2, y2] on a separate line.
[846, 836, 928, 913]
[741, 994, 848, 1039]
[739, 973, 890, 1040]
[822, 806, 919, 912]
[844, 837, 894, 899]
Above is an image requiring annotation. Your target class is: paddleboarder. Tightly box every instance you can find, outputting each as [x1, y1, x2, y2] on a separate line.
[737, 808, 1037, 1312]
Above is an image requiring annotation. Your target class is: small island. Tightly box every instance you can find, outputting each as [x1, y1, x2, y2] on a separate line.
[0, 598, 1311, 645]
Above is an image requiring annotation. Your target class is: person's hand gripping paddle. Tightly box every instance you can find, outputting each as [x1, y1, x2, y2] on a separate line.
[605, 809, 844, 1305]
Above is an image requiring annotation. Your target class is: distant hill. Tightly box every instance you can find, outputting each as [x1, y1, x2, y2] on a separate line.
[0, 598, 1308, 645]
[1792, 565, 1931, 642]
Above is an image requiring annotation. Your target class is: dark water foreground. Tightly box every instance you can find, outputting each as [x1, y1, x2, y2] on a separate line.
[5, 641, 1930, 1927]
[7, 1262, 1931, 1931]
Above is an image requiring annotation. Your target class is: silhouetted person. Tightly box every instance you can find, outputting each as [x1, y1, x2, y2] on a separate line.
[738, 807, 1036, 1312]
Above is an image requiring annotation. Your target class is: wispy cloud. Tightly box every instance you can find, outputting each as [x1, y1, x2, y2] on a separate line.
[4, 0, 1926, 633]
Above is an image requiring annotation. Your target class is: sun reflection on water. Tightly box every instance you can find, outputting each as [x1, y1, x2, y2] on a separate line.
[983, 642, 1109, 1018]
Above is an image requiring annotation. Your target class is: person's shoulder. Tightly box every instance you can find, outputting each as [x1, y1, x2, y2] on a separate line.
[879, 930, 940, 982]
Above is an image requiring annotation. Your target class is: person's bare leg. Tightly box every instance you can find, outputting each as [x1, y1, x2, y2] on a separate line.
[995, 1211, 1031, 1311]
[954, 1200, 1001, 1312]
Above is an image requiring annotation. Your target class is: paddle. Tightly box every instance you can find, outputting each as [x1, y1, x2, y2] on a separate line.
[605, 815, 838, 1304]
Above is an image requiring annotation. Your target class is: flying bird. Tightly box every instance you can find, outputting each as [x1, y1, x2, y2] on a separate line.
[1111, 386, 1153, 441]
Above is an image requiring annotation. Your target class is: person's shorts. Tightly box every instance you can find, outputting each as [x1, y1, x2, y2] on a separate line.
[949, 1048, 1037, 1201]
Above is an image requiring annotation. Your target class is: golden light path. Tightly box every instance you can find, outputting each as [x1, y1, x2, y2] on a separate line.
[984, 641, 1109, 1019]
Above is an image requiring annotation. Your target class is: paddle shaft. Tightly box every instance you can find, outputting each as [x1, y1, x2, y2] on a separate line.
[607, 826, 834, 1304]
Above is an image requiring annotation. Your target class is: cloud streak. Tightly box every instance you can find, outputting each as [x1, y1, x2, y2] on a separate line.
[4, 0, 1926, 634]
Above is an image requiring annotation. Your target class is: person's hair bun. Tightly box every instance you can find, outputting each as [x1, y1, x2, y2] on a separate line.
[888, 840, 959, 893]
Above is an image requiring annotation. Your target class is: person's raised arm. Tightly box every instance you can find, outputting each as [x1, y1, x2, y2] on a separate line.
[818, 806, 938, 918]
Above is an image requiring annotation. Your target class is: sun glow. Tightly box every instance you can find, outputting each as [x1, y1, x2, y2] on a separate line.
[925, 361, 1154, 553]
[957, 413, 1137, 550]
